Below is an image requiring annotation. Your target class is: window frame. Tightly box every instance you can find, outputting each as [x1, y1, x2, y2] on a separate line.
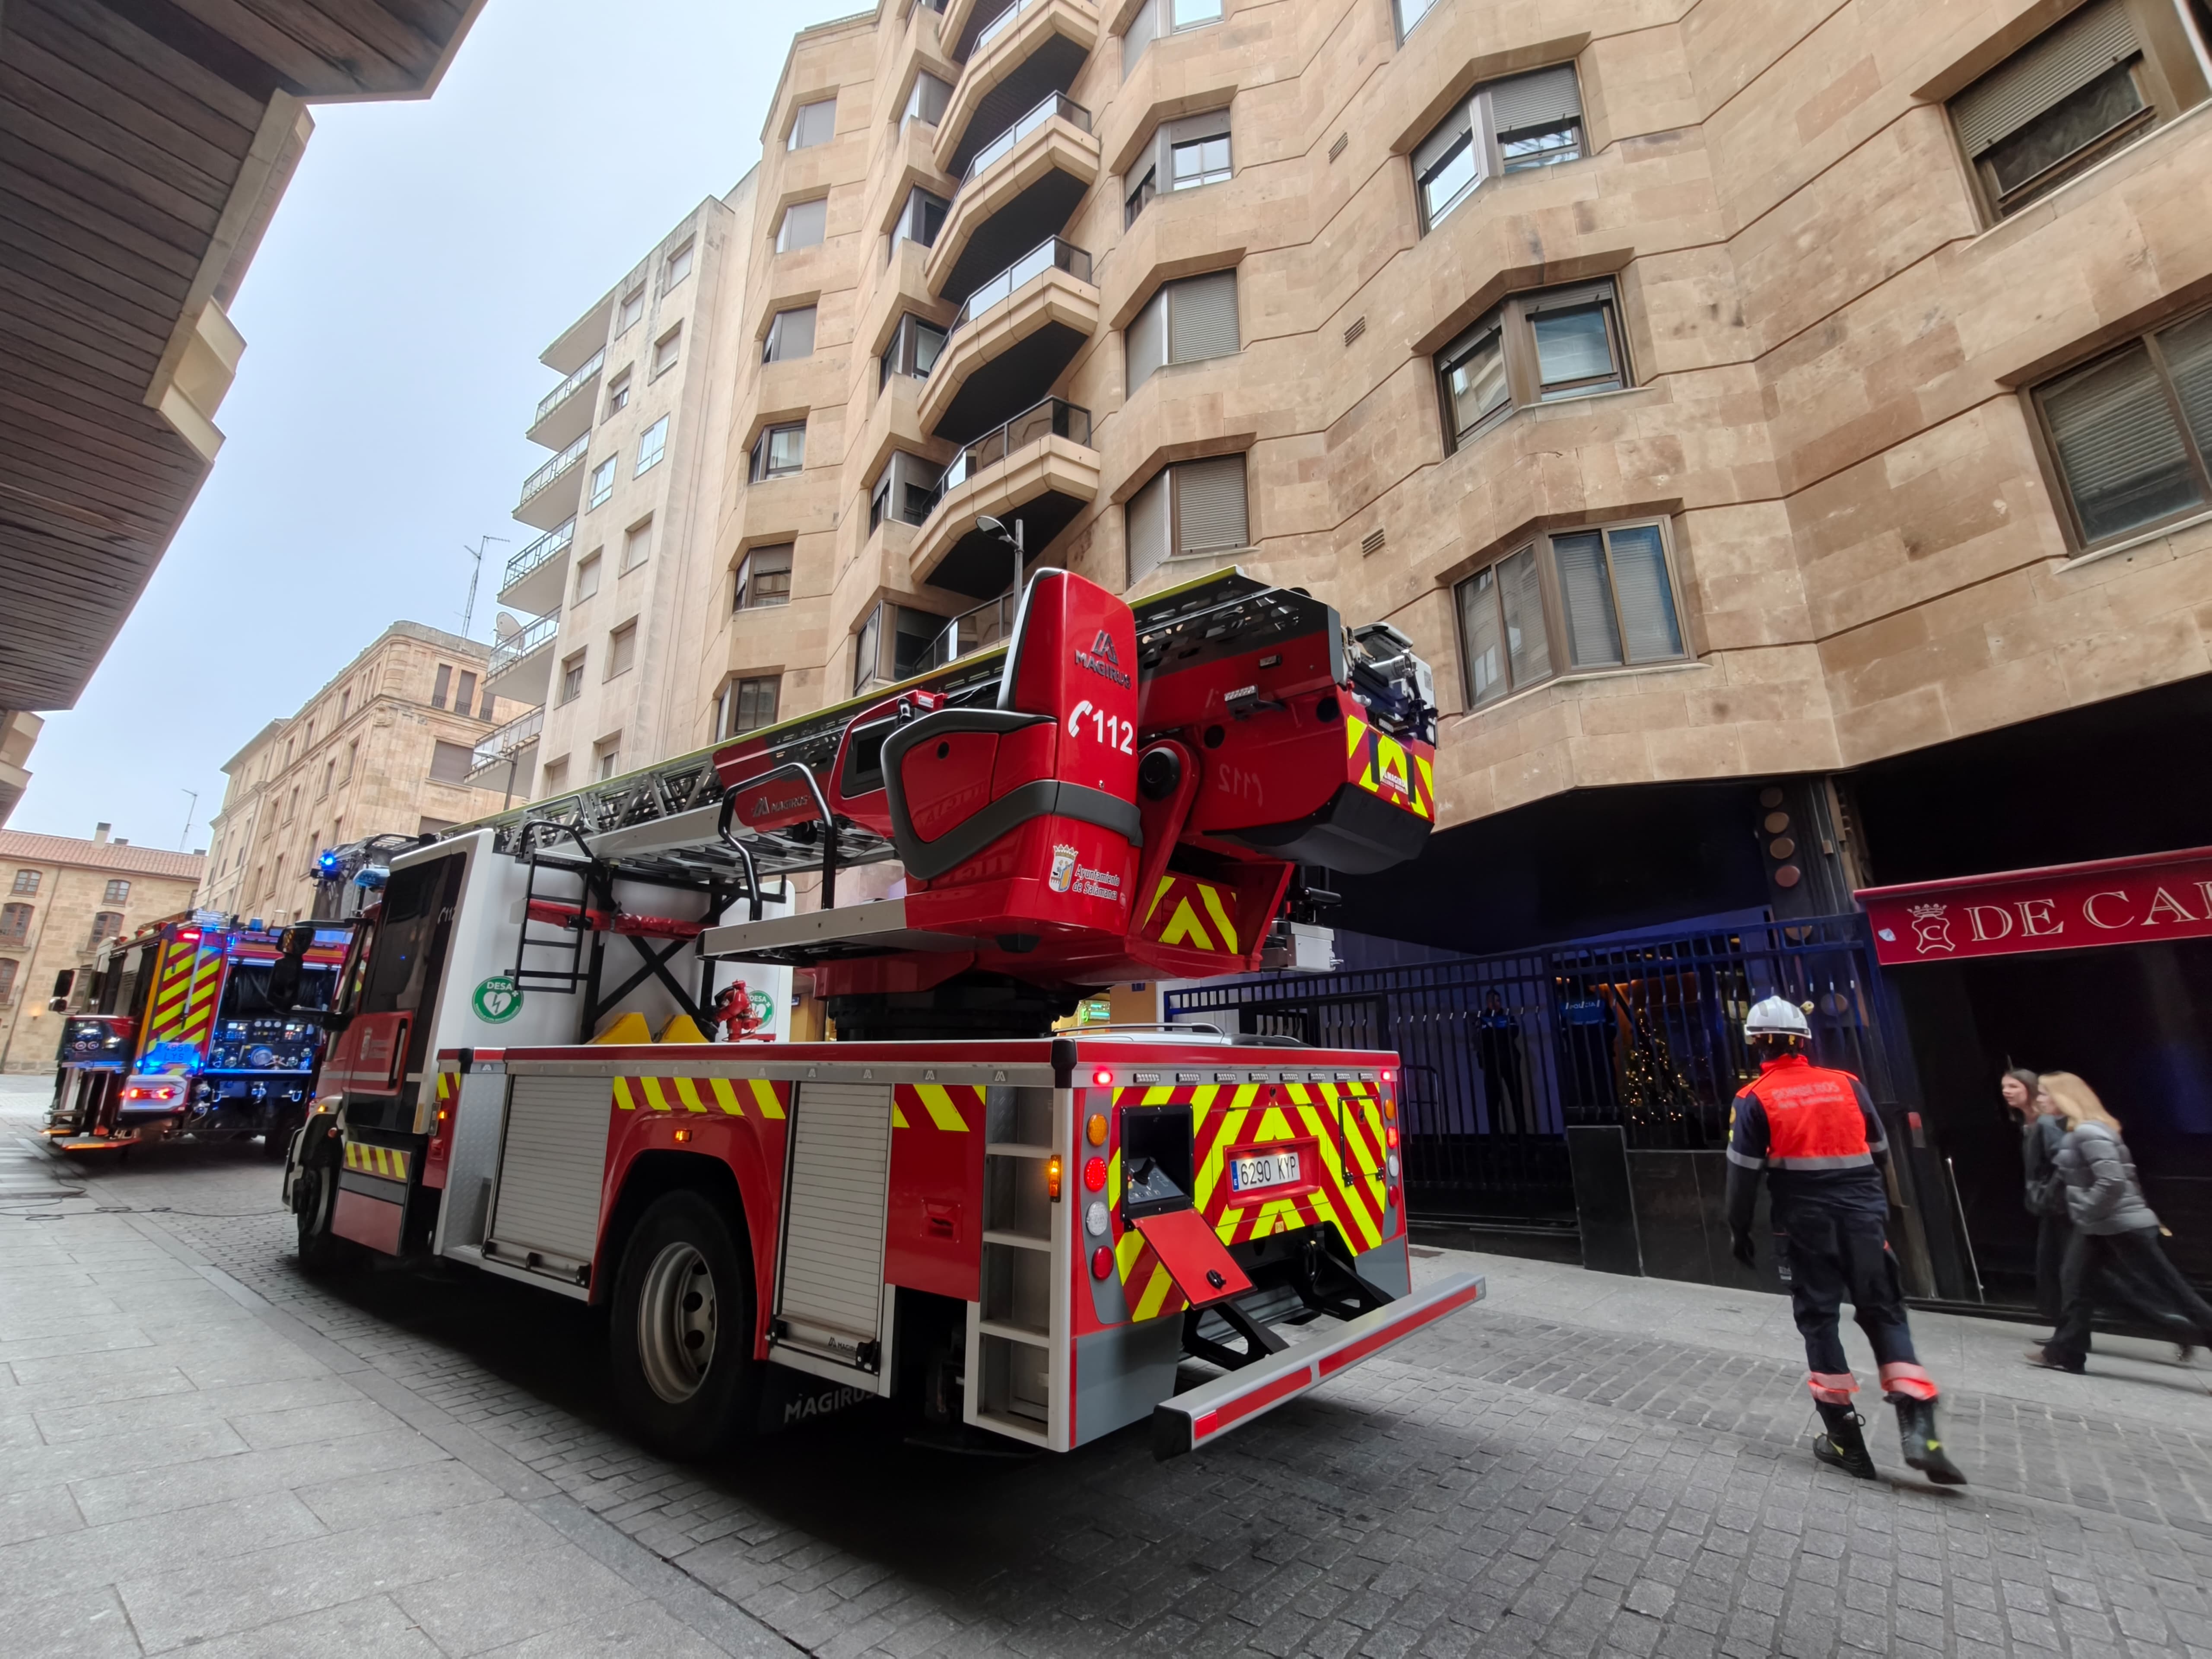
[588, 455, 617, 508]
[634, 416, 670, 476]
[788, 96, 837, 150]
[661, 239, 694, 292]
[869, 452, 941, 532]
[574, 549, 602, 601]
[88, 912, 124, 949]
[880, 313, 948, 388]
[103, 878, 131, 904]
[0, 901, 32, 943]
[559, 651, 587, 705]
[11, 870, 39, 895]
[621, 518, 653, 572]
[1126, 268, 1241, 391]
[1413, 62, 1589, 234]
[1125, 108, 1231, 227]
[1452, 516, 1690, 710]
[1435, 279, 1632, 452]
[718, 675, 782, 738]
[734, 543, 795, 611]
[750, 422, 807, 482]
[1124, 453, 1251, 585]
[1392, 0, 1439, 42]
[776, 197, 828, 254]
[2028, 303, 2212, 552]
[651, 324, 682, 379]
[606, 621, 638, 680]
[615, 286, 645, 335]
[764, 306, 817, 364]
[903, 71, 951, 129]
[604, 369, 631, 417]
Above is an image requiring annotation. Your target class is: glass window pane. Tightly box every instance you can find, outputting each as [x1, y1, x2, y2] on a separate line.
[1500, 120, 1581, 171]
[1531, 305, 1620, 396]
[1500, 546, 1551, 685]
[1172, 0, 1221, 25]
[1605, 526, 1682, 662]
[1420, 131, 1481, 228]
[1444, 324, 1508, 444]
[1553, 532, 1623, 667]
[2157, 310, 2212, 461]
[2042, 342, 2204, 541]
[1395, 0, 1439, 38]
[913, 321, 945, 376]
[1459, 568, 1506, 706]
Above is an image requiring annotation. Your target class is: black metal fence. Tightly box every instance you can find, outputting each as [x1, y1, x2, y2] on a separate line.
[1166, 914, 1910, 1227]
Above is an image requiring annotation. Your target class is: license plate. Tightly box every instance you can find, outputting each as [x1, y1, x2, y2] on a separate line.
[1230, 1149, 1300, 1192]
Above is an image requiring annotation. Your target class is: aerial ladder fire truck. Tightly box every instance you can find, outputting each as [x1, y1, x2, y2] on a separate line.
[280, 567, 1481, 1457]
[47, 912, 352, 1154]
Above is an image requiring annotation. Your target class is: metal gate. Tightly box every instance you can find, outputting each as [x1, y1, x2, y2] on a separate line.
[1166, 914, 1910, 1228]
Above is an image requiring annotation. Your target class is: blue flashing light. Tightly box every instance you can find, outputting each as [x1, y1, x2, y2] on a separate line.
[316, 850, 344, 877]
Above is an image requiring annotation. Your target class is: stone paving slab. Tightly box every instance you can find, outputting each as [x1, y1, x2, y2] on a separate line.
[6, 1079, 2212, 1657]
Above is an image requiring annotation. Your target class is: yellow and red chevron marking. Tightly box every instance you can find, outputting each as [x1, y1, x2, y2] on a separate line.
[613, 1075, 790, 1116]
[1344, 713, 1434, 823]
[343, 1141, 411, 1180]
[143, 938, 224, 1050]
[892, 1083, 979, 1131]
[1134, 874, 1242, 955]
[1107, 1081, 1395, 1323]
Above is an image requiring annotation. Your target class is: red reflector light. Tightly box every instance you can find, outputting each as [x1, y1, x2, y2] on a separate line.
[1091, 1246, 1113, 1280]
[1386, 1125, 1399, 1148]
[1382, 1069, 1395, 1083]
[1092, 1068, 1113, 1087]
[1194, 1409, 1219, 1438]
[1083, 1157, 1107, 1192]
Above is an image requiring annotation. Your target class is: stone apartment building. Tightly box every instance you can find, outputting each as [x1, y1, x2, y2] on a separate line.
[479, 181, 760, 803]
[199, 624, 525, 925]
[0, 826, 203, 1073]
[668, 0, 2212, 1278]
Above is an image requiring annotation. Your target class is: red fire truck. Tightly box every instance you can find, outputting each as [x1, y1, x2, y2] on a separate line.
[282, 567, 1479, 1456]
[47, 913, 352, 1154]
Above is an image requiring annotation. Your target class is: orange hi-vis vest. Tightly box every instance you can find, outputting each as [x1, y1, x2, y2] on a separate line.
[1739, 1055, 1880, 1170]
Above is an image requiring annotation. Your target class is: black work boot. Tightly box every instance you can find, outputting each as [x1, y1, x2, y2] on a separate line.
[1812, 1402, 1876, 1479]
[1892, 1395, 1967, 1485]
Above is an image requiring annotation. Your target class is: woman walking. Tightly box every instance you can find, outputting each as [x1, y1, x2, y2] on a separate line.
[2028, 1072, 2212, 1373]
[2003, 1068, 2071, 1323]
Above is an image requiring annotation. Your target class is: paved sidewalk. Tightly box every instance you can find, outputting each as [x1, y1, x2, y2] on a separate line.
[5, 1073, 2212, 1659]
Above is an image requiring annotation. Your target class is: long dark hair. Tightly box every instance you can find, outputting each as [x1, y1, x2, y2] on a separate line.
[2002, 1067, 2040, 1124]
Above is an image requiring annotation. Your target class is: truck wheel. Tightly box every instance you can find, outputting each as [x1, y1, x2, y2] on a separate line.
[610, 1190, 758, 1458]
[293, 1138, 356, 1275]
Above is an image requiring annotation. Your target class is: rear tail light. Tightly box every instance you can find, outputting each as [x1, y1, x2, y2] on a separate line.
[1082, 1157, 1107, 1192]
[1046, 1155, 1063, 1201]
[1091, 1246, 1114, 1280]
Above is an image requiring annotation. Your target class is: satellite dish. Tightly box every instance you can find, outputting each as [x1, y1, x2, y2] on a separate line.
[494, 610, 522, 640]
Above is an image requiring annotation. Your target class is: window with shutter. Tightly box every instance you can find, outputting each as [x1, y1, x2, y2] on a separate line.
[428, 741, 475, 785]
[1453, 518, 1686, 706]
[661, 241, 693, 291]
[789, 97, 836, 149]
[1126, 287, 1167, 392]
[1174, 455, 1248, 553]
[1414, 62, 1584, 232]
[2033, 304, 2212, 547]
[1122, 0, 1159, 79]
[0, 958, 16, 1007]
[454, 671, 477, 716]
[430, 664, 452, 709]
[1126, 470, 1170, 584]
[778, 198, 827, 252]
[607, 623, 638, 678]
[575, 550, 601, 601]
[652, 326, 681, 377]
[904, 73, 950, 128]
[765, 306, 817, 362]
[1435, 280, 1630, 450]
[1947, 0, 2188, 218]
[736, 544, 794, 610]
[622, 519, 652, 571]
[1168, 270, 1239, 363]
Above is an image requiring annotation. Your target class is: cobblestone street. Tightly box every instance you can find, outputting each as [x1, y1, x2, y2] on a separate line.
[5, 1077, 2212, 1659]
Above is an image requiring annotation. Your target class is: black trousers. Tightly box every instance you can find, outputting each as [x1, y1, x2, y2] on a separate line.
[1784, 1205, 1918, 1381]
[2035, 1210, 2072, 1324]
[2047, 1228, 2212, 1368]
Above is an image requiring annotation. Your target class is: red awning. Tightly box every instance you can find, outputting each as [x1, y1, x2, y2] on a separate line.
[1856, 846, 2212, 965]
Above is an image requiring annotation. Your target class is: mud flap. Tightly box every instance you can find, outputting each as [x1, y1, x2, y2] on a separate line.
[1150, 1272, 1484, 1459]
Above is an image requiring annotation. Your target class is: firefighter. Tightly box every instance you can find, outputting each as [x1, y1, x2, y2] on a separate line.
[1726, 996, 1967, 1485]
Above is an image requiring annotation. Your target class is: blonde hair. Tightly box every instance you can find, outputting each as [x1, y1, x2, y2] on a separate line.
[2039, 1071, 2121, 1134]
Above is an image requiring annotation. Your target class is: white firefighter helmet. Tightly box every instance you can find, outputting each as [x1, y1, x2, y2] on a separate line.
[1745, 996, 1812, 1041]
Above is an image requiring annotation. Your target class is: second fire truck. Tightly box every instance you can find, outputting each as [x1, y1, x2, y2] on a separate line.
[281, 567, 1479, 1456]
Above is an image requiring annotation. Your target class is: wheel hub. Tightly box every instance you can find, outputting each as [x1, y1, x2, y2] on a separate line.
[638, 1240, 717, 1403]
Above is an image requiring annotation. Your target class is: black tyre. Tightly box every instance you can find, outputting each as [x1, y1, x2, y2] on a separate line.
[292, 1126, 356, 1275]
[609, 1189, 759, 1458]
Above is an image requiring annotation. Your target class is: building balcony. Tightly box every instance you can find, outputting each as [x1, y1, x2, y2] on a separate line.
[915, 589, 1018, 674]
[911, 396, 1097, 595]
[467, 706, 542, 783]
[497, 519, 574, 616]
[515, 435, 588, 531]
[927, 93, 1098, 306]
[484, 609, 560, 706]
[937, 0, 1097, 177]
[525, 348, 604, 451]
[920, 245, 1096, 442]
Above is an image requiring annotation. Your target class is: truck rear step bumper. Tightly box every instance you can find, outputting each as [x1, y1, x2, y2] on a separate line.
[1150, 1271, 1483, 1459]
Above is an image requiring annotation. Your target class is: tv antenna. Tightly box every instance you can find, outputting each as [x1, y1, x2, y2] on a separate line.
[460, 534, 510, 639]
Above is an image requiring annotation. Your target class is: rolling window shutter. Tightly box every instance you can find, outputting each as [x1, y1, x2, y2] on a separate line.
[429, 741, 474, 785]
[1486, 64, 1582, 134]
[1413, 102, 1475, 181]
[1605, 526, 1683, 663]
[1174, 456, 1248, 553]
[1166, 108, 1233, 148]
[1551, 532, 1624, 667]
[1122, 0, 1159, 81]
[2041, 342, 2204, 540]
[1168, 270, 1239, 363]
[1950, 0, 2139, 156]
[1126, 287, 1166, 392]
[1126, 470, 1170, 582]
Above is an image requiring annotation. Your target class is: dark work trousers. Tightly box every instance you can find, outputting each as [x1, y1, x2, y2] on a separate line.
[2035, 1209, 2072, 1324]
[1784, 1205, 1919, 1379]
[2047, 1228, 2212, 1368]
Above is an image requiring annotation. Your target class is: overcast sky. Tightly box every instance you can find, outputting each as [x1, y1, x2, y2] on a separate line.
[13, 0, 857, 851]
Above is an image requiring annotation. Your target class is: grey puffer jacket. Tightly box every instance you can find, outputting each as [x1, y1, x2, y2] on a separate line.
[2056, 1120, 2161, 1236]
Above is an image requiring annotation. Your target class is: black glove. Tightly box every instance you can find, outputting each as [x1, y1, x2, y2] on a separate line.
[1729, 1228, 1756, 1268]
